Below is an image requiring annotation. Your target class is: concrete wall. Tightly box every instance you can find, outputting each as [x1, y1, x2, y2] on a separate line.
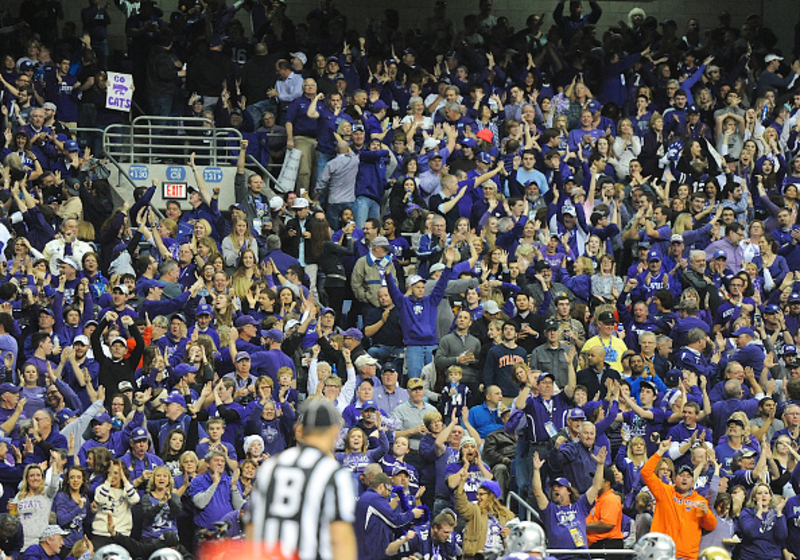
[7, 0, 800, 57]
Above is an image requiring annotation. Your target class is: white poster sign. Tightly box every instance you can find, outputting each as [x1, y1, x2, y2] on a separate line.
[106, 72, 133, 112]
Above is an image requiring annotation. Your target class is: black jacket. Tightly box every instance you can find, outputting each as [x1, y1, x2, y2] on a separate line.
[576, 363, 621, 400]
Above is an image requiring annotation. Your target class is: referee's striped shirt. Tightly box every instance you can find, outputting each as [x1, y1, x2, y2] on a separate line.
[250, 444, 356, 560]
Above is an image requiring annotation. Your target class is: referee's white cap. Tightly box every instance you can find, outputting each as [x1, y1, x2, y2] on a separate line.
[299, 399, 342, 429]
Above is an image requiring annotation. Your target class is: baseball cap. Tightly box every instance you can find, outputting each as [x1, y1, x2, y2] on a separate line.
[784, 344, 798, 355]
[234, 315, 259, 328]
[670, 234, 684, 243]
[734, 449, 757, 460]
[162, 392, 187, 407]
[54, 409, 75, 427]
[299, 398, 342, 430]
[371, 100, 387, 112]
[544, 320, 559, 332]
[587, 100, 601, 113]
[292, 198, 309, 209]
[113, 284, 129, 295]
[261, 328, 284, 343]
[321, 307, 335, 316]
[640, 380, 657, 394]
[392, 465, 410, 477]
[732, 326, 755, 338]
[196, 303, 213, 316]
[269, 196, 284, 211]
[361, 400, 378, 412]
[687, 104, 700, 114]
[57, 255, 79, 269]
[765, 54, 784, 63]
[372, 236, 391, 249]
[676, 464, 694, 476]
[0, 383, 20, 395]
[597, 310, 616, 324]
[341, 328, 363, 341]
[764, 304, 781, 314]
[462, 137, 478, 148]
[567, 408, 586, 420]
[131, 427, 149, 441]
[423, 137, 440, 151]
[562, 205, 577, 216]
[477, 152, 493, 164]
[535, 260, 551, 271]
[73, 335, 90, 347]
[647, 250, 661, 262]
[39, 526, 69, 540]
[408, 274, 425, 286]
[289, 51, 307, 65]
[354, 355, 379, 369]
[476, 129, 494, 143]
[284, 319, 300, 333]
[326, 55, 339, 64]
[20, 61, 34, 71]
[173, 363, 199, 376]
[713, 250, 727, 260]
[460, 435, 477, 448]
[64, 140, 79, 152]
[118, 381, 134, 392]
[40, 308, 55, 317]
[430, 262, 446, 274]
[92, 412, 112, 424]
[483, 300, 500, 315]
[352, 123, 365, 133]
[726, 417, 745, 428]
[110, 336, 127, 347]
[538, 372, 555, 383]
[553, 477, 572, 488]
[790, 293, 800, 303]
[407, 378, 424, 390]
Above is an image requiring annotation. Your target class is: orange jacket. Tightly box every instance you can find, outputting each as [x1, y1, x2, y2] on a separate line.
[641, 452, 717, 560]
[586, 489, 623, 545]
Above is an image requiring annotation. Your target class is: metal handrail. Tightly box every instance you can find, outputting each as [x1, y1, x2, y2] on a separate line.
[506, 491, 542, 523]
[546, 550, 635, 556]
[100, 116, 245, 166]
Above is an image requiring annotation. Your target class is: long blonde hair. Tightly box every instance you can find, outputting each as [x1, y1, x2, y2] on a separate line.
[17, 464, 45, 500]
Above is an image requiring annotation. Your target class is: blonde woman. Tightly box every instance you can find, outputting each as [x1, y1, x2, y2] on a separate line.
[222, 217, 259, 269]
[14, 461, 62, 550]
[141, 466, 181, 540]
[737, 482, 786, 560]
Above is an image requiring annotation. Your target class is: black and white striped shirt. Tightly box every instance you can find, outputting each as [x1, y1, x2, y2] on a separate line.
[249, 444, 356, 560]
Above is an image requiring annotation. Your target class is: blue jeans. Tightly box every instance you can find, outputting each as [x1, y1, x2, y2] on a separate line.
[367, 344, 404, 363]
[354, 196, 380, 229]
[246, 99, 278, 126]
[405, 345, 435, 380]
[326, 202, 353, 231]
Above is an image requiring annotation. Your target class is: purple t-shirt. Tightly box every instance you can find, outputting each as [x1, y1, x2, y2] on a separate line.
[543, 494, 593, 553]
[622, 408, 670, 455]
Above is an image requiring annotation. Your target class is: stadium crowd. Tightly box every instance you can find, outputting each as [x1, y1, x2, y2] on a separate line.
[4, 0, 800, 559]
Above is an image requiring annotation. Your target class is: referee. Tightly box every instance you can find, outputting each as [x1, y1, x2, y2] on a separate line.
[246, 398, 357, 560]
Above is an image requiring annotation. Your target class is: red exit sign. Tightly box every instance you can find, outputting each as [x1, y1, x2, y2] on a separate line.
[163, 182, 187, 199]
